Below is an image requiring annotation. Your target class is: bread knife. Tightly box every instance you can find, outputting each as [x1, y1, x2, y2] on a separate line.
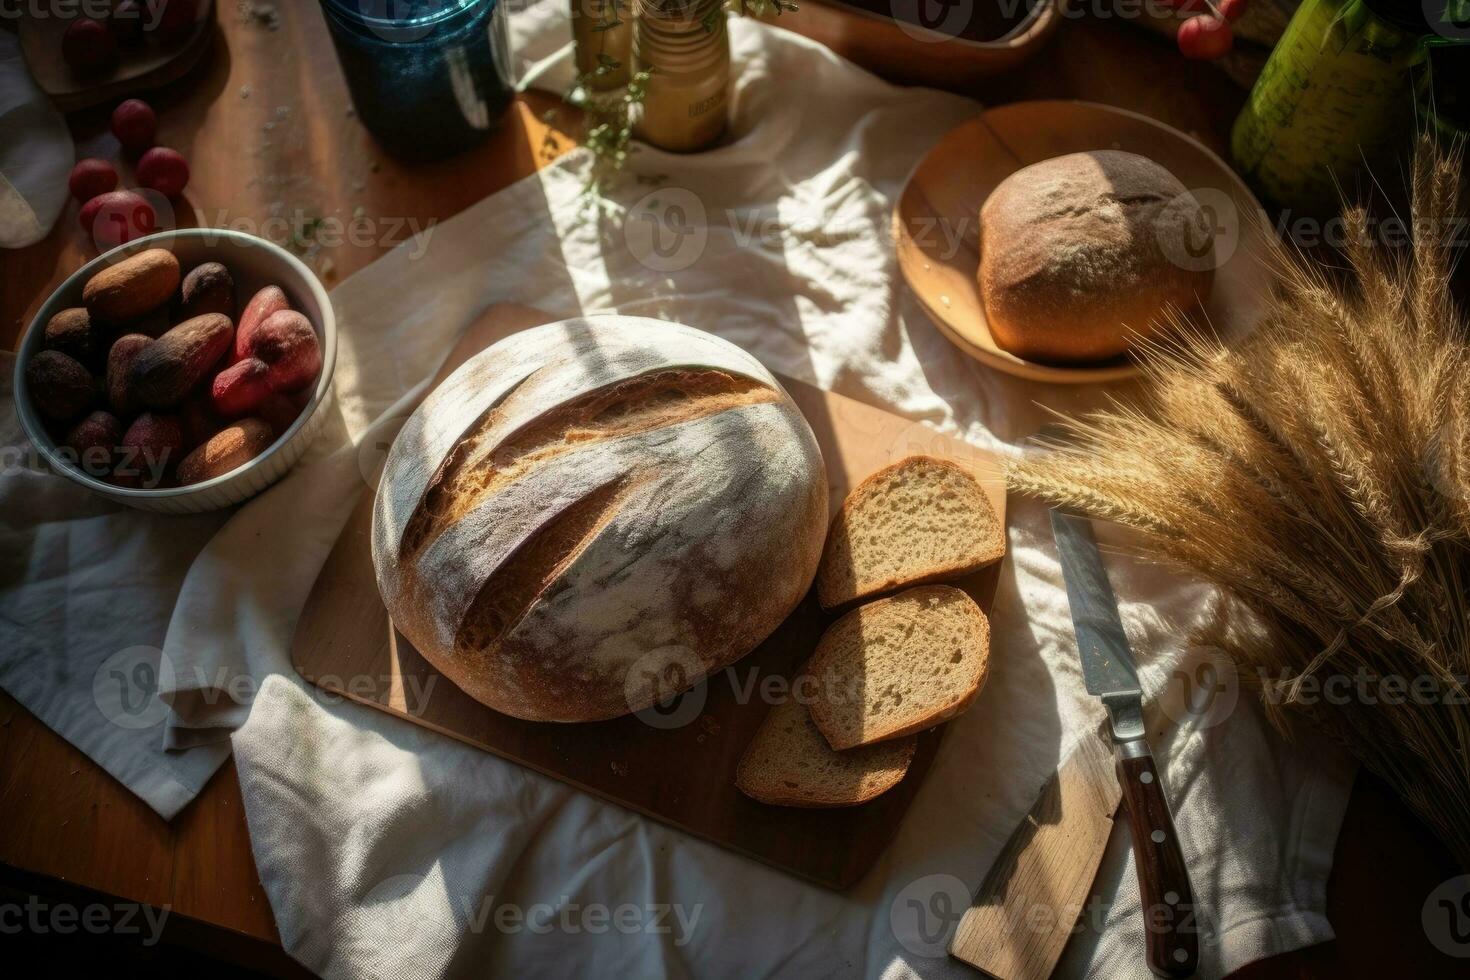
[1051, 509, 1199, 978]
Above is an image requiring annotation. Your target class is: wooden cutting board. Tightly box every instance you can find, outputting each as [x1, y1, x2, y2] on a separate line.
[949, 733, 1123, 979]
[290, 304, 1008, 889]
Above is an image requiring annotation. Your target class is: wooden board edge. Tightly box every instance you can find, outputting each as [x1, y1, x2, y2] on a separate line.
[948, 734, 1122, 979]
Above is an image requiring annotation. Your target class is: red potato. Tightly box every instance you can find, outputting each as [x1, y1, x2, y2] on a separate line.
[110, 99, 157, 156]
[234, 286, 290, 361]
[211, 357, 273, 418]
[68, 159, 119, 203]
[106, 333, 152, 417]
[245, 310, 322, 393]
[80, 190, 157, 249]
[136, 147, 190, 198]
[63, 18, 117, 75]
[65, 410, 123, 476]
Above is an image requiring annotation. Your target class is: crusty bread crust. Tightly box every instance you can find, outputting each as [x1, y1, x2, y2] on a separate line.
[371, 317, 828, 723]
[978, 150, 1215, 363]
[816, 455, 1004, 610]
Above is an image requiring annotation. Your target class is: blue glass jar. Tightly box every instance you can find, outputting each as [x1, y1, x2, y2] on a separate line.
[319, 0, 515, 160]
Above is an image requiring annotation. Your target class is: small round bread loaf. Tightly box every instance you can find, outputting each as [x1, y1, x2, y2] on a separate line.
[371, 316, 828, 723]
[978, 150, 1216, 363]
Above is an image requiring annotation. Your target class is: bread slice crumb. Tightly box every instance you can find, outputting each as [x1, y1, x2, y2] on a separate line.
[808, 585, 990, 750]
[735, 694, 916, 807]
[817, 456, 1003, 609]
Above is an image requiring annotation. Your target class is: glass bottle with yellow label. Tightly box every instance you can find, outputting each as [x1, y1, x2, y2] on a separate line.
[1231, 0, 1468, 218]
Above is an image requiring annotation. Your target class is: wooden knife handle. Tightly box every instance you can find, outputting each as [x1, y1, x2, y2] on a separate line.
[1117, 748, 1198, 978]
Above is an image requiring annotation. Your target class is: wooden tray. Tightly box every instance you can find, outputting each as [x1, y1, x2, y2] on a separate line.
[290, 305, 1008, 890]
[19, 1, 216, 113]
[895, 100, 1275, 385]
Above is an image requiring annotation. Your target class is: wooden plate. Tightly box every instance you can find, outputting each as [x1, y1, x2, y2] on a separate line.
[19, 1, 216, 113]
[290, 304, 1008, 889]
[894, 100, 1275, 385]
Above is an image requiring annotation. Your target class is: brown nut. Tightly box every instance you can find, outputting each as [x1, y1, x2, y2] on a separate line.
[81, 247, 180, 326]
[178, 261, 236, 320]
[129, 313, 234, 409]
[43, 308, 103, 365]
[105, 333, 152, 417]
[26, 349, 94, 421]
[177, 417, 274, 485]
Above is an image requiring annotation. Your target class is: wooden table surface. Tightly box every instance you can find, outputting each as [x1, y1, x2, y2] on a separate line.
[1, 6, 1462, 977]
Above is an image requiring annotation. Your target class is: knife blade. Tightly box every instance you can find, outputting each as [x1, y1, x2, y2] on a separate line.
[1051, 509, 1199, 980]
[1051, 509, 1145, 743]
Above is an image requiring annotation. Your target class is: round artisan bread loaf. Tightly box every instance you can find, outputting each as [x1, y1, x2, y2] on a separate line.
[978, 150, 1216, 363]
[371, 316, 829, 723]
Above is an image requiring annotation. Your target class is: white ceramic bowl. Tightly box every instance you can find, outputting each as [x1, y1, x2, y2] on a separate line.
[13, 229, 337, 513]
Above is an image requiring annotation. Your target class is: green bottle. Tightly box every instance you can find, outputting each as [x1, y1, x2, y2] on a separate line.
[1231, 0, 1468, 218]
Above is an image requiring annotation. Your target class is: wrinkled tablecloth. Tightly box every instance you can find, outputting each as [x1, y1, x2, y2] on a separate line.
[0, 10, 1355, 979]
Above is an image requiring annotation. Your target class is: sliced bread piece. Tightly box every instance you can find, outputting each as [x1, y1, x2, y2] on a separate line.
[735, 694, 916, 807]
[808, 585, 990, 750]
[817, 455, 1004, 610]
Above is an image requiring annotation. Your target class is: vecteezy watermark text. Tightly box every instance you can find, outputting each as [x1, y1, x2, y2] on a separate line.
[0, 896, 170, 946]
[367, 874, 704, 947]
[195, 209, 437, 262]
[0, 0, 165, 27]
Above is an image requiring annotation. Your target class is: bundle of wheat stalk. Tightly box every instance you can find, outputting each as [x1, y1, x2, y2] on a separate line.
[1008, 139, 1470, 868]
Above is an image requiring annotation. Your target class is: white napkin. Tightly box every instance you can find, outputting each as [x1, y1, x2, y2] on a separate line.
[0, 11, 1356, 979]
[0, 354, 233, 817]
[0, 29, 72, 249]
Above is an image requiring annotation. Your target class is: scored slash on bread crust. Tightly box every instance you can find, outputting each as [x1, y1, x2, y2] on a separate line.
[400, 367, 780, 561]
[735, 692, 917, 807]
[806, 585, 990, 750]
[816, 455, 1004, 610]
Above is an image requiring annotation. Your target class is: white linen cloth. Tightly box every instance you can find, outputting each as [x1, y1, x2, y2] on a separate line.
[0, 359, 232, 817]
[0, 29, 72, 249]
[0, 9, 1356, 978]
